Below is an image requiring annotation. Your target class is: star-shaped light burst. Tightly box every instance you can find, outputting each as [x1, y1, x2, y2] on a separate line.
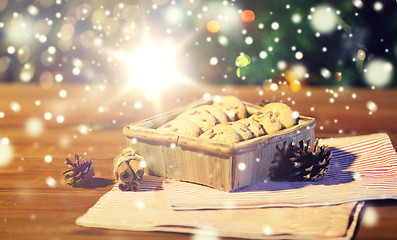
[117, 37, 190, 94]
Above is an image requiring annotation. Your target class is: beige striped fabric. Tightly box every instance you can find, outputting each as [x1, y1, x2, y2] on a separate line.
[76, 134, 397, 239]
[76, 175, 363, 239]
[164, 133, 397, 210]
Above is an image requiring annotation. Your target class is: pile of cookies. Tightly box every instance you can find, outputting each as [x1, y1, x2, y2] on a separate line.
[157, 96, 297, 144]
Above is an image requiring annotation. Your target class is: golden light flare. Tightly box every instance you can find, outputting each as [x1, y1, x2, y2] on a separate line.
[20, 62, 35, 82]
[34, 19, 52, 35]
[207, 20, 220, 33]
[91, 9, 108, 25]
[357, 49, 366, 61]
[335, 72, 342, 82]
[282, 65, 308, 92]
[75, 4, 91, 20]
[290, 79, 302, 92]
[59, 23, 75, 41]
[118, 38, 191, 94]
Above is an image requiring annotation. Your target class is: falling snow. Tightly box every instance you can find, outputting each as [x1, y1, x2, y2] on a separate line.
[45, 176, 56, 187]
[0, 138, 13, 167]
[362, 207, 378, 227]
[25, 118, 44, 137]
[44, 155, 53, 163]
[192, 226, 219, 240]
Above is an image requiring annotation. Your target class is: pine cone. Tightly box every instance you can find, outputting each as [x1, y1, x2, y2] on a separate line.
[62, 153, 95, 187]
[288, 138, 332, 181]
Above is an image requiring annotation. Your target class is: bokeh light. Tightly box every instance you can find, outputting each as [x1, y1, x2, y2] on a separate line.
[192, 226, 219, 240]
[291, 13, 302, 24]
[357, 49, 366, 61]
[165, 6, 183, 25]
[241, 10, 255, 23]
[362, 206, 378, 227]
[366, 101, 378, 112]
[207, 20, 220, 33]
[263, 225, 274, 235]
[209, 57, 218, 65]
[373, 2, 383, 12]
[259, 51, 268, 59]
[56, 115, 65, 123]
[45, 176, 56, 187]
[217, 35, 229, 46]
[0, 1, 395, 88]
[238, 162, 246, 171]
[310, 6, 338, 33]
[353, 0, 364, 9]
[44, 112, 52, 120]
[295, 51, 303, 60]
[0, 138, 13, 168]
[321, 68, 332, 79]
[25, 117, 44, 137]
[10, 101, 21, 112]
[364, 59, 394, 88]
[271, 22, 279, 30]
[290, 79, 302, 92]
[235, 54, 251, 67]
[78, 124, 90, 135]
[44, 155, 53, 163]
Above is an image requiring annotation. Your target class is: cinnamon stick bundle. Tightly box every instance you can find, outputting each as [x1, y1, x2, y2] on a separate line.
[113, 148, 145, 192]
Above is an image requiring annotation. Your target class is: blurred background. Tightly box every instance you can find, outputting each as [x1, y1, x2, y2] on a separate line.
[0, 0, 396, 89]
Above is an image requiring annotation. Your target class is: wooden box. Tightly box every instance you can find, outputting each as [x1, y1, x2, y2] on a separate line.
[123, 99, 316, 191]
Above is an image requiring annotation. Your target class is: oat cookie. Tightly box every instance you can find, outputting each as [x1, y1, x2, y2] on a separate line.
[196, 105, 229, 124]
[176, 107, 217, 132]
[199, 123, 241, 144]
[260, 102, 297, 128]
[238, 118, 265, 138]
[224, 122, 253, 140]
[249, 111, 282, 134]
[212, 104, 238, 121]
[212, 96, 248, 120]
[157, 119, 201, 137]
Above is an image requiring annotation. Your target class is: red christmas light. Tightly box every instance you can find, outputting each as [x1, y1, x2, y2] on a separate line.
[241, 10, 255, 23]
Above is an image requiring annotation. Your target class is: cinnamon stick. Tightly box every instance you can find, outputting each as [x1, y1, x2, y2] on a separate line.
[118, 161, 134, 183]
[128, 160, 144, 179]
[118, 182, 130, 191]
[129, 180, 140, 192]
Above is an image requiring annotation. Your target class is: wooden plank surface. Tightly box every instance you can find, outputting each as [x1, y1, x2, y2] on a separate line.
[0, 83, 397, 239]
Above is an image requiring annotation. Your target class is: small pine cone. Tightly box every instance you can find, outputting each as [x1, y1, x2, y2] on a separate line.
[62, 153, 95, 187]
[288, 138, 332, 181]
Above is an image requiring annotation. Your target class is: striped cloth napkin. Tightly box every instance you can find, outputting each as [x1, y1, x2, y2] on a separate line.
[76, 133, 395, 239]
[76, 174, 363, 239]
[164, 133, 397, 210]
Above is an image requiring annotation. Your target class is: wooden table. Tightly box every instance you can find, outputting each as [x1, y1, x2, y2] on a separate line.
[1, 83, 397, 239]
